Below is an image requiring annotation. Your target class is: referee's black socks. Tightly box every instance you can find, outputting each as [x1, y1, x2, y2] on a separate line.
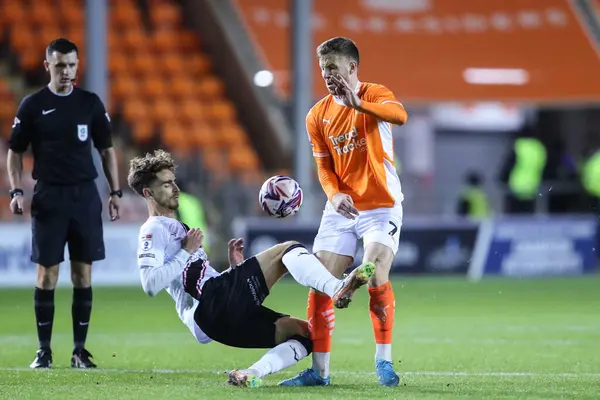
[72, 287, 93, 350]
[34, 287, 55, 350]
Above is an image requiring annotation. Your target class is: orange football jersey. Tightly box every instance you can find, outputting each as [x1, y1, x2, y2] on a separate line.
[306, 82, 405, 211]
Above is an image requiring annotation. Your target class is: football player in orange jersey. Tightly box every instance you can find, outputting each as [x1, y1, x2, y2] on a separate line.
[279, 37, 408, 387]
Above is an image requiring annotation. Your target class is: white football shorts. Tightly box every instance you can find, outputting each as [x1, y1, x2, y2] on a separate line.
[312, 202, 403, 258]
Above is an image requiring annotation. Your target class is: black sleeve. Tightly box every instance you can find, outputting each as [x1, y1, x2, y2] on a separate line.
[8, 96, 33, 153]
[457, 197, 470, 216]
[498, 149, 516, 184]
[91, 94, 113, 150]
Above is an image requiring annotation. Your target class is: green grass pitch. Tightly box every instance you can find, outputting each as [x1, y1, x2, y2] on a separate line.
[0, 276, 599, 399]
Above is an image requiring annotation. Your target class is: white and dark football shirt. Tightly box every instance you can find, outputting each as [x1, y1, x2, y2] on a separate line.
[137, 216, 221, 344]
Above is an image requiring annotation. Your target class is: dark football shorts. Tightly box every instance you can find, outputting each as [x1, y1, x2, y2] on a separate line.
[193, 256, 288, 349]
[30, 180, 105, 267]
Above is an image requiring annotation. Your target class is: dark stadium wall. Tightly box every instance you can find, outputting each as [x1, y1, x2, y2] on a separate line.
[181, 0, 293, 171]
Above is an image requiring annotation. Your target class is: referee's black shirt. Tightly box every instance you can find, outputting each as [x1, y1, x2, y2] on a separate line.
[9, 86, 113, 185]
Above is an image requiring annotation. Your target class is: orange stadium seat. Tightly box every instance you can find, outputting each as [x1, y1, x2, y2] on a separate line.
[0, 101, 14, 120]
[123, 29, 147, 52]
[20, 51, 43, 72]
[169, 75, 196, 99]
[201, 76, 225, 97]
[216, 123, 246, 147]
[188, 122, 214, 148]
[201, 150, 230, 180]
[179, 99, 204, 124]
[186, 54, 211, 78]
[152, 30, 177, 52]
[132, 52, 154, 76]
[10, 25, 35, 53]
[228, 147, 260, 173]
[39, 26, 65, 45]
[151, 98, 177, 123]
[112, 76, 140, 102]
[109, 53, 129, 75]
[234, 0, 600, 102]
[178, 31, 201, 51]
[66, 27, 84, 50]
[111, 5, 140, 29]
[132, 121, 155, 143]
[56, 0, 84, 7]
[161, 123, 195, 154]
[0, 3, 25, 26]
[150, 2, 182, 29]
[0, 79, 11, 96]
[123, 99, 149, 122]
[143, 78, 168, 98]
[209, 100, 236, 121]
[1, 0, 260, 180]
[29, 2, 54, 26]
[60, 6, 84, 25]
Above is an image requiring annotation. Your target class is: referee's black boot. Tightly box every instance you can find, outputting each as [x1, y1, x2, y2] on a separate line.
[71, 348, 97, 369]
[30, 348, 53, 369]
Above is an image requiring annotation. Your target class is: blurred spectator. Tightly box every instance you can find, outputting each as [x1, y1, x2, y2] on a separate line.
[456, 171, 492, 219]
[499, 125, 547, 214]
[544, 135, 580, 214]
[580, 146, 600, 214]
[175, 180, 211, 254]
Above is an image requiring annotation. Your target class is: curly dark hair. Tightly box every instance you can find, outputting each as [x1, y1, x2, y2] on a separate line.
[127, 149, 177, 196]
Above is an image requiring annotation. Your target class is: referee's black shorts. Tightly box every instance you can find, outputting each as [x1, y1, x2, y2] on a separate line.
[30, 180, 105, 267]
[193, 257, 288, 349]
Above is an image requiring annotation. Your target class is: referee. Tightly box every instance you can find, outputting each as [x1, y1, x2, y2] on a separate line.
[6, 38, 122, 369]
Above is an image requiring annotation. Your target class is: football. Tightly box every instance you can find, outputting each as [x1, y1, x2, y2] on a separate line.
[259, 175, 303, 218]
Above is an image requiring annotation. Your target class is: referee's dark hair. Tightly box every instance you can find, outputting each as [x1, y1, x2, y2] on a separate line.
[46, 38, 78, 57]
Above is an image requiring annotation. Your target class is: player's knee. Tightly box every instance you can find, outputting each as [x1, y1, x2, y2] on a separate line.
[363, 243, 394, 287]
[315, 251, 353, 277]
[274, 317, 310, 345]
[363, 243, 394, 270]
[289, 334, 313, 355]
[280, 241, 302, 254]
[37, 265, 59, 290]
[70, 262, 92, 288]
[275, 241, 304, 263]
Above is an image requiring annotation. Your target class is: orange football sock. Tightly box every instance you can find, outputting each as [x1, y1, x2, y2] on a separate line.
[307, 291, 334, 352]
[369, 281, 395, 361]
[307, 291, 334, 377]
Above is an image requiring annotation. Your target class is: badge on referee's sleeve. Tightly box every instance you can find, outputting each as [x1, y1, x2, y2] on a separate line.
[77, 124, 88, 141]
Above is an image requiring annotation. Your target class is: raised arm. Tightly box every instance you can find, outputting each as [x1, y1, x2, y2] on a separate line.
[358, 84, 407, 126]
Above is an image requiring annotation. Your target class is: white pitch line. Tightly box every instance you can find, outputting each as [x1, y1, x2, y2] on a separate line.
[0, 367, 598, 378]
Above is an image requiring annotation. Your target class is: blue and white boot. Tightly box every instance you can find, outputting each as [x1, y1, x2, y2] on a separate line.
[375, 359, 400, 387]
[278, 368, 330, 386]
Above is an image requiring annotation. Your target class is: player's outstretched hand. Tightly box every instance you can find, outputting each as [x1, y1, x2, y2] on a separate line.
[228, 238, 244, 267]
[9, 194, 24, 215]
[331, 193, 359, 220]
[182, 228, 204, 254]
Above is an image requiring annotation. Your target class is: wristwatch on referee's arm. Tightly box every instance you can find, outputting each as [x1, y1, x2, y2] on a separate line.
[110, 189, 123, 198]
[9, 188, 24, 198]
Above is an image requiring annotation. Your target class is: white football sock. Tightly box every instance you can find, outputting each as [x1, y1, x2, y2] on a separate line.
[312, 351, 330, 378]
[282, 247, 342, 297]
[248, 339, 309, 378]
[375, 343, 392, 362]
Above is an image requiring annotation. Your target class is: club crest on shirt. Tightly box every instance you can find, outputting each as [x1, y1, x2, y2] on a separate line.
[141, 234, 153, 251]
[77, 124, 88, 141]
